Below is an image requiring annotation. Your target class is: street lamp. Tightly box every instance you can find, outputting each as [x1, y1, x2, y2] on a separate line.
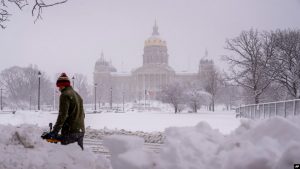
[38, 71, 41, 111]
[110, 87, 112, 109]
[29, 95, 32, 111]
[94, 83, 97, 112]
[0, 88, 3, 111]
[122, 90, 124, 112]
[98, 83, 102, 109]
[72, 76, 75, 88]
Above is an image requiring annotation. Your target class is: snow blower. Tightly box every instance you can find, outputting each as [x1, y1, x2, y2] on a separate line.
[41, 123, 62, 143]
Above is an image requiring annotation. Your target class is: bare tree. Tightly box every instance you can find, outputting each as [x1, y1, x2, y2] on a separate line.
[73, 73, 90, 104]
[270, 29, 300, 98]
[0, 65, 52, 109]
[218, 79, 239, 110]
[199, 60, 221, 111]
[159, 82, 185, 113]
[0, 0, 67, 28]
[225, 29, 276, 104]
[261, 82, 287, 102]
[185, 82, 211, 112]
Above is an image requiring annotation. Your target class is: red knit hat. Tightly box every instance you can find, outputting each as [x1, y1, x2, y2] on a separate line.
[56, 73, 71, 87]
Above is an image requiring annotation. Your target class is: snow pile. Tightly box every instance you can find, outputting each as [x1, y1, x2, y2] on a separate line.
[103, 135, 156, 169]
[104, 116, 300, 169]
[0, 124, 112, 169]
[1, 113, 300, 169]
[86, 127, 165, 144]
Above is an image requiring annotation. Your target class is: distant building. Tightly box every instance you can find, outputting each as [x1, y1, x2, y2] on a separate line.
[198, 49, 214, 74]
[94, 22, 210, 103]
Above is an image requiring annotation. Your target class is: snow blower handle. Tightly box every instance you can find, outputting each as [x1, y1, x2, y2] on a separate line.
[41, 122, 61, 143]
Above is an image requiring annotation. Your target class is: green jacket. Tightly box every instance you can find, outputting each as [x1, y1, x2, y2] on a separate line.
[53, 86, 85, 135]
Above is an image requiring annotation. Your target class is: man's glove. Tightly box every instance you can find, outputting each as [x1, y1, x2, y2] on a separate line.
[48, 132, 58, 139]
[41, 131, 58, 140]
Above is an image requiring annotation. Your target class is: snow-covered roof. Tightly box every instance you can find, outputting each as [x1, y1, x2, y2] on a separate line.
[111, 72, 131, 77]
[132, 64, 175, 74]
[175, 71, 198, 76]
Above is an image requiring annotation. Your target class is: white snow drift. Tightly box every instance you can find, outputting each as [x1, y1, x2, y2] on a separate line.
[0, 124, 111, 169]
[0, 114, 299, 169]
[104, 116, 300, 169]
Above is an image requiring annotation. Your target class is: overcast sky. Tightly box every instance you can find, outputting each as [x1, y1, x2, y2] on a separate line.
[1, 0, 300, 83]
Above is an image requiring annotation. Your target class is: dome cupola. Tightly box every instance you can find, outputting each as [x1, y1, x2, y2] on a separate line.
[144, 21, 166, 47]
[94, 52, 117, 73]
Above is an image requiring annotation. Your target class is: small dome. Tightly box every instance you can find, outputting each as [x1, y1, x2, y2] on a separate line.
[94, 52, 117, 72]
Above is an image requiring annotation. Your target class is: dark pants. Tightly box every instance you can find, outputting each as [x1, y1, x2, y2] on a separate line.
[61, 132, 84, 150]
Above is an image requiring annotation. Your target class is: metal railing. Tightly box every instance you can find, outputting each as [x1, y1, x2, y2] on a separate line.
[236, 99, 300, 119]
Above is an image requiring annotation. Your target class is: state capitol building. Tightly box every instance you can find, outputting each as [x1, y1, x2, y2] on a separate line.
[93, 22, 212, 104]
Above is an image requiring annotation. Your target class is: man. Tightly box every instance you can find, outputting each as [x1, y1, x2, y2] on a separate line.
[48, 73, 85, 150]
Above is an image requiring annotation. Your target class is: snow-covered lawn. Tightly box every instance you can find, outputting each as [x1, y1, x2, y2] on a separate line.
[0, 110, 239, 134]
[85, 111, 239, 134]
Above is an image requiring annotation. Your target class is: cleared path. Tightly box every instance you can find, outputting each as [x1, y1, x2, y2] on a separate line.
[84, 138, 162, 157]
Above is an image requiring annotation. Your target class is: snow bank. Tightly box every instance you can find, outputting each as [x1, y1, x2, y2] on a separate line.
[103, 135, 156, 169]
[86, 127, 165, 144]
[104, 116, 300, 169]
[0, 124, 112, 169]
[2, 114, 300, 169]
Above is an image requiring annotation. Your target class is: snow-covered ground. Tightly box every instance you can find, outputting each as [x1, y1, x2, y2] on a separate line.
[85, 111, 239, 135]
[0, 109, 239, 134]
[1, 108, 299, 169]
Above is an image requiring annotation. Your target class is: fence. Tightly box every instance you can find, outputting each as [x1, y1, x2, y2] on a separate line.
[236, 99, 300, 119]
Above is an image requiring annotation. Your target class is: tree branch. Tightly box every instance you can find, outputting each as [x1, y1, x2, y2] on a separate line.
[0, 9, 10, 29]
[1, 0, 7, 7]
[8, 0, 28, 10]
[32, 0, 68, 23]
[0, 0, 68, 29]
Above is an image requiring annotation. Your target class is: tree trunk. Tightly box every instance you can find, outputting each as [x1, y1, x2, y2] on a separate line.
[254, 95, 259, 104]
[212, 99, 215, 112]
[292, 83, 300, 99]
[174, 105, 178, 113]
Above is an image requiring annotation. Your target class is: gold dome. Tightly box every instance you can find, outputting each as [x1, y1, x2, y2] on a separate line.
[144, 21, 167, 47]
[144, 37, 166, 47]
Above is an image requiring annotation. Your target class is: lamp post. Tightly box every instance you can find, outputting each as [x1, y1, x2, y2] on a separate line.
[110, 87, 113, 109]
[72, 76, 75, 88]
[0, 88, 3, 111]
[98, 83, 102, 109]
[38, 71, 41, 111]
[122, 90, 124, 112]
[94, 83, 97, 111]
[29, 95, 32, 111]
[144, 75, 146, 110]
